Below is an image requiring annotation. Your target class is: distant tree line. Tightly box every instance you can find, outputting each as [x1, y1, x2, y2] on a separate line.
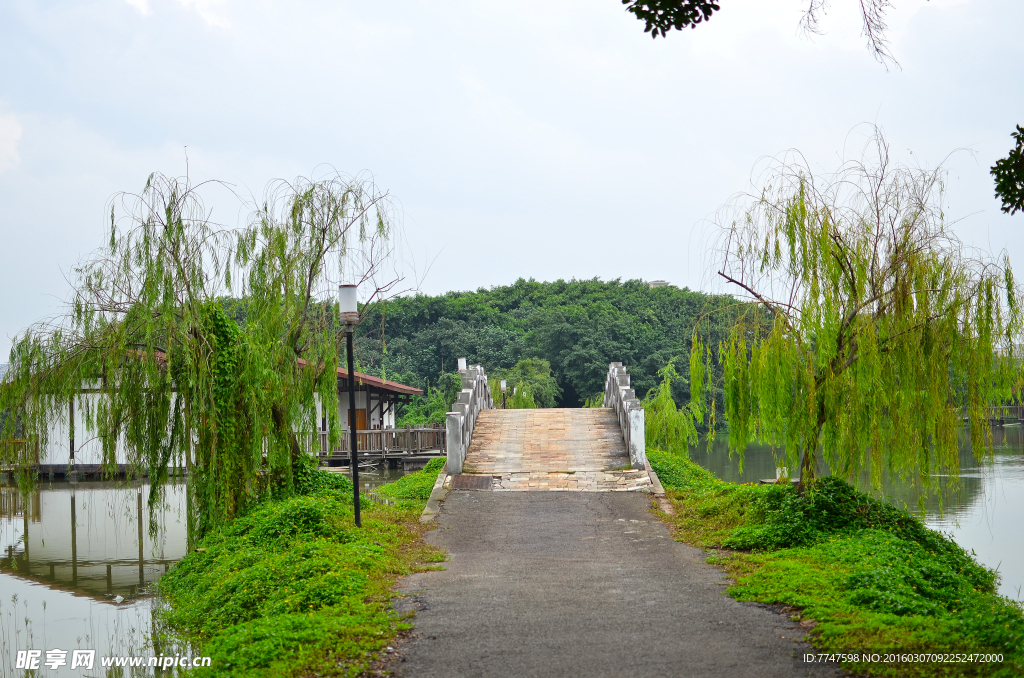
[350, 278, 739, 421]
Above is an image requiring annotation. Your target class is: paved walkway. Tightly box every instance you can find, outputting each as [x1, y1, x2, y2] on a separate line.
[458, 409, 652, 492]
[391, 491, 841, 678]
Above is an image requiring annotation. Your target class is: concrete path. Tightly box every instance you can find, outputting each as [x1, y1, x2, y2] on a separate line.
[459, 409, 652, 492]
[391, 491, 842, 678]
[466, 409, 629, 472]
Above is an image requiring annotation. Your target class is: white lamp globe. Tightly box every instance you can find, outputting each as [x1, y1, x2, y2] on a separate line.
[338, 285, 359, 326]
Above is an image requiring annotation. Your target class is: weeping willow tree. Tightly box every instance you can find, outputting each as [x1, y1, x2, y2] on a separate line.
[641, 361, 698, 455]
[690, 130, 1024, 493]
[0, 171, 403, 535]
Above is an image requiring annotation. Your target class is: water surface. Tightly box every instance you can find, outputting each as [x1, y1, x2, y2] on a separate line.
[1, 480, 187, 676]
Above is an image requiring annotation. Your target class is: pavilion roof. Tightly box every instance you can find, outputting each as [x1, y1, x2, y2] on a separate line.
[334, 367, 423, 396]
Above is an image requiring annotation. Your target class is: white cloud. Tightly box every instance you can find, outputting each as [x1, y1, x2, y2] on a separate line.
[0, 0, 1021, 322]
[0, 113, 22, 172]
[124, 0, 229, 26]
[125, 0, 152, 16]
[175, 0, 230, 28]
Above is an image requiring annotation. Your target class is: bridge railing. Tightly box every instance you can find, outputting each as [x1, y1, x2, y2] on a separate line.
[446, 362, 494, 474]
[603, 362, 646, 469]
[962, 405, 1024, 422]
[305, 427, 447, 460]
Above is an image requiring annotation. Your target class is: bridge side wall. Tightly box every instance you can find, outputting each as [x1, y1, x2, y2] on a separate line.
[446, 363, 494, 474]
[603, 362, 647, 470]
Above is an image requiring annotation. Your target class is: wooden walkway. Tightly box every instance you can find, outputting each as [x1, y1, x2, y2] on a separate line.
[454, 409, 652, 492]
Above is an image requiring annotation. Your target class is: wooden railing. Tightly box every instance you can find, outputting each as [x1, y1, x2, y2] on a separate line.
[305, 427, 447, 460]
[0, 439, 33, 470]
[962, 405, 1024, 422]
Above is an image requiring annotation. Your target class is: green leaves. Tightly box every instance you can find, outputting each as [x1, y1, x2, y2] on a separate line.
[622, 1, 722, 38]
[156, 486, 431, 675]
[651, 453, 1024, 665]
[376, 457, 445, 500]
[492, 357, 561, 409]
[355, 277, 737, 410]
[641, 360, 698, 453]
[698, 132, 1024, 494]
[991, 124, 1024, 216]
[1, 171, 399, 537]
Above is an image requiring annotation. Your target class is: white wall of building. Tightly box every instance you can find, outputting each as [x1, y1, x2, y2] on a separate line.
[39, 384, 401, 467]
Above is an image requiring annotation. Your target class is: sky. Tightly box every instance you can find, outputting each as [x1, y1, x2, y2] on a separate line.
[0, 0, 1021, 357]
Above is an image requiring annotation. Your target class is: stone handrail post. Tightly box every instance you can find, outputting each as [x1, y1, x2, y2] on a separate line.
[603, 362, 646, 469]
[446, 362, 494, 474]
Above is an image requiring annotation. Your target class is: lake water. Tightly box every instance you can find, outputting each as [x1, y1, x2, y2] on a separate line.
[349, 463, 422, 493]
[1, 480, 188, 676]
[687, 427, 1024, 600]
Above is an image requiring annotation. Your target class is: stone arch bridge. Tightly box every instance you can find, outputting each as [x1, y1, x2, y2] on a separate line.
[441, 362, 662, 494]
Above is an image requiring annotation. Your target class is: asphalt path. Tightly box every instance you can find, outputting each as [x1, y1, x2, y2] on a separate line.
[389, 490, 843, 678]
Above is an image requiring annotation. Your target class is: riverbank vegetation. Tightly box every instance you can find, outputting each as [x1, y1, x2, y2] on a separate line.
[157, 462, 445, 677]
[649, 450, 1024, 677]
[376, 457, 446, 501]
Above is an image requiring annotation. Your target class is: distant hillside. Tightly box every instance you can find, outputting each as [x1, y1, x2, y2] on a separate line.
[354, 278, 737, 408]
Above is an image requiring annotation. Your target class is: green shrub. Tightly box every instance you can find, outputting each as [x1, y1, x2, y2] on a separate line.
[377, 458, 446, 501]
[158, 461, 447, 676]
[647, 448, 720, 493]
[293, 463, 354, 497]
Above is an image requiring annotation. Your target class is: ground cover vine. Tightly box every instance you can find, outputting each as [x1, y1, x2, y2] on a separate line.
[157, 463, 445, 677]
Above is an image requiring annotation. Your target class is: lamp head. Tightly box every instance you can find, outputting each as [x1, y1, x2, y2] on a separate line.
[500, 379, 507, 392]
[457, 357, 467, 372]
[338, 284, 359, 327]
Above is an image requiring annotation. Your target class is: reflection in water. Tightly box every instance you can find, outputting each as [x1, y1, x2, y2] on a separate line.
[332, 461, 431, 494]
[687, 427, 1024, 599]
[1, 481, 187, 598]
[0, 480, 188, 676]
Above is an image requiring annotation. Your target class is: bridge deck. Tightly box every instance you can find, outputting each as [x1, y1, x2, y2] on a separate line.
[457, 409, 651, 492]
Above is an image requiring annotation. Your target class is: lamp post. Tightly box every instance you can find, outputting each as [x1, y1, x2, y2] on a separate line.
[339, 284, 361, 527]
[500, 379, 507, 409]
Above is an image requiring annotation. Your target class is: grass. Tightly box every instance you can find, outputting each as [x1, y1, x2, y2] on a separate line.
[157, 461, 445, 677]
[375, 457, 446, 502]
[648, 449, 1024, 678]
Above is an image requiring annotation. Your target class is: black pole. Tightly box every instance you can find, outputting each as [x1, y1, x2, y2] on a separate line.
[347, 328, 361, 527]
[70, 489, 78, 587]
[137, 486, 145, 588]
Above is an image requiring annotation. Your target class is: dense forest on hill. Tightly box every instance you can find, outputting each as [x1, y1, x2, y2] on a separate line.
[352, 278, 738, 410]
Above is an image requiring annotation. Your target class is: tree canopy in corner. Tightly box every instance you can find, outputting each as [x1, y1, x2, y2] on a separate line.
[992, 124, 1024, 216]
[622, 0, 721, 37]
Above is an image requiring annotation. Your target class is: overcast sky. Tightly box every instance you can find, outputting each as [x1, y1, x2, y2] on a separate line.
[1, 0, 1021, 357]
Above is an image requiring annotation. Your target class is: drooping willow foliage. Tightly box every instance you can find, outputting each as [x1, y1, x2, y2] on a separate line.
[641, 361, 698, 455]
[0, 172, 402, 536]
[690, 131, 1024, 492]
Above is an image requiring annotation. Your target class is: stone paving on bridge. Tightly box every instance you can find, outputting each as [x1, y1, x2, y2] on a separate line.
[449, 408, 653, 492]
